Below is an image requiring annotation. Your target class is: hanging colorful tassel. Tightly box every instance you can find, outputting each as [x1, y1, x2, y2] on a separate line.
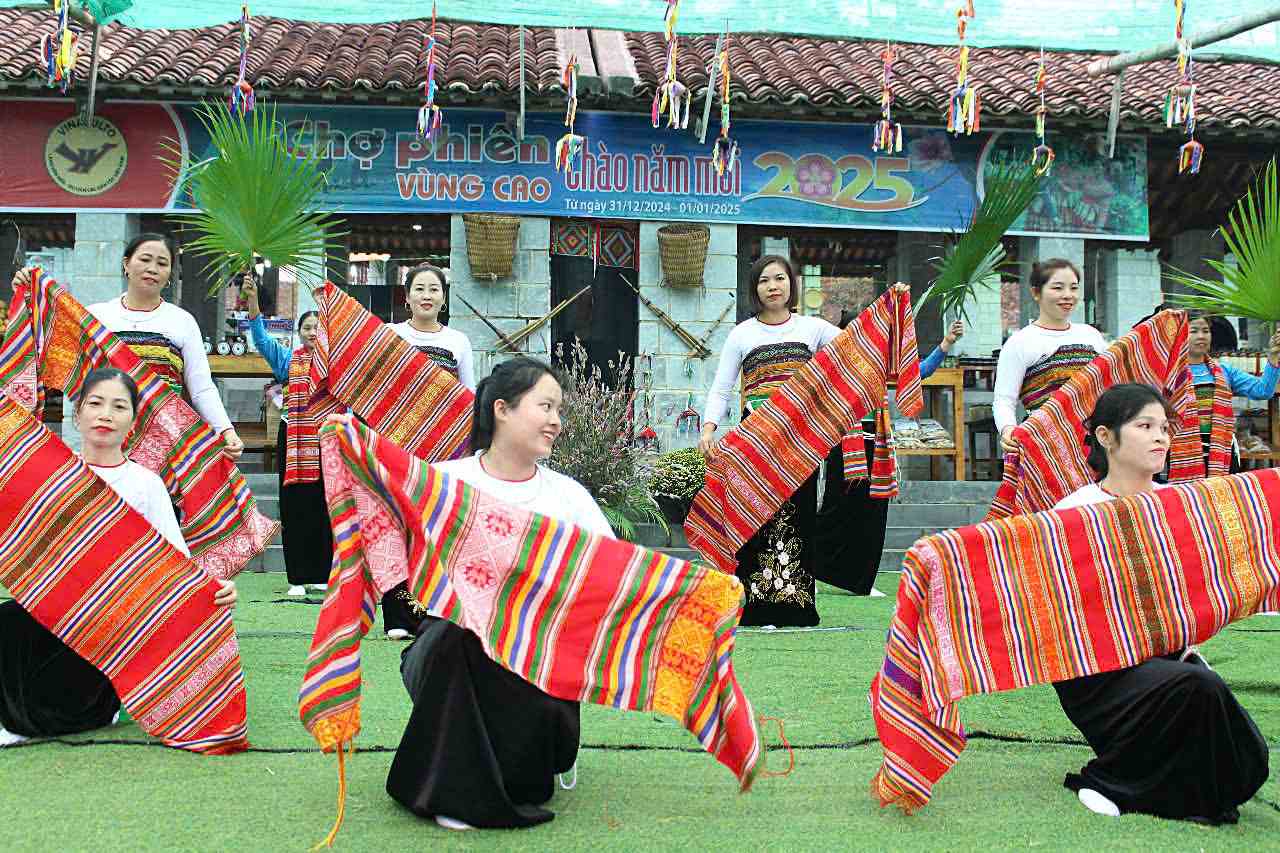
[1178, 138, 1204, 175]
[946, 4, 980, 136]
[1030, 48, 1054, 175]
[651, 0, 689, 131]
[872, 43, 903, 153]
[555, 133, 585, 173]
[664, 0, 681, 41]
[562, 54, 580, 129]
[711, 32, 739, 176]
[38, 0, 78, 94]
[227, 4, 254, 112]
[416, 2, 443, 138]
[1167, 0, 1204, 175]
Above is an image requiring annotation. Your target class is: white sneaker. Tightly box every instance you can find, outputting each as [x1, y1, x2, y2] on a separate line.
[385, 628, 412, 641]
[287, 585, 307, 597]
[308, 584, 327, 592]
[869, 587, 887, 598]
[0, 726, 30, 748]
[434, 815, 473, 831]
[1078, 788, 1120, 817]
[559, 761, 578, 790]
[111, 710, 120, 726]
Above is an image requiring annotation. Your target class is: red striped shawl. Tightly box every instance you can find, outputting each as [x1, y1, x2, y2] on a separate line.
[0, 271, 277, 578]
[685, 288, 923, 573]
[1196, 359, 1237, 479]
[872, 468, 1280, 813]
[299, 420, 761, 841]
[987, 310, 1202, 521]
[0, 396, 248, 753]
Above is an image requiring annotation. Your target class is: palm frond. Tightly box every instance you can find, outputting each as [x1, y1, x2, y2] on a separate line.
[160, 101, 346, 295]
[1167, 159, 1280, 323]
[920, 163, 1044, 322]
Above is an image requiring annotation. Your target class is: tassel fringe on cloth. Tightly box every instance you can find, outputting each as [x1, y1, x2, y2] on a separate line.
[299, 419, 763, 845]
[871, 467, 1280, 812]
[0, 396, 249, 753]
[685, 288, 923, 573]
[0, 270, 276, 578]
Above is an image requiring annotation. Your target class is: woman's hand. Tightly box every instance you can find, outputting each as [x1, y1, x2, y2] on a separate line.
[10, 267, 33, 291]
[213, 579, 238, 608]
[240, 277, 261, 320]
[941, 320, 965, 352]
[221, 428, 245, 460]
[890, 282, 911, 295]
[1268, 329, 1280, 367]
[1000, 426, 1019, 454]
[698, 423, 718, 460]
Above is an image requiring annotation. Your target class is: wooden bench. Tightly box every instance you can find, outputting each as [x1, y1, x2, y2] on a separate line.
[234, 421, 276, 471]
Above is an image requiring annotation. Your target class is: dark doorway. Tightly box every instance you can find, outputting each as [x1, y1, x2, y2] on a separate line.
[549, 220, 639, 383]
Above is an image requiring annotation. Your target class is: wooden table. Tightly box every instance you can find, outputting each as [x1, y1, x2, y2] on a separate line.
[897, 367, 966, 481]
[209, 353, 274, 379]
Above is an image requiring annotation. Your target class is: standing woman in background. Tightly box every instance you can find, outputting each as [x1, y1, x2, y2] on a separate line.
[240, 276, 331, 598]
[86, 233, 244, 459]
[994, 259, 1107, 454]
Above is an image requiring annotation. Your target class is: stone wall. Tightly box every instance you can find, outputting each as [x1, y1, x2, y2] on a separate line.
[1099, 248, 1163, 337]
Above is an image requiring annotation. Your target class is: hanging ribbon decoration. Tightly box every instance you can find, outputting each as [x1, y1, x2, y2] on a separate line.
[1166, 0, 1203, 174]
[417, 2, 443, 138]
[555, 53, 585, 173]
[228, 4, 255, 114]
[711, 32, 738, 177]
[946, 1, 980, 136]
[872, 43, 903, 153]
[652, 0, 690, 130]
[39, 0, 79, 94]
[1031, 48, 1054, 175]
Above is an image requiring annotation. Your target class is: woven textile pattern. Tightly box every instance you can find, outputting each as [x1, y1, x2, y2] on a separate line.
[1017, 343, 1100, 413]
[871, 468, 1280, 812]
[685, 288, 923, 573]
[311, 282, 473, 461]
[0, 396, 248, 753]
[112, 331, 185, 394]
[0, 271, 277, 579]
[988, 311, 1202, 521]
[1193, 359, 1236, 478]
[299, 419, 761, 790]
[282, 347, 342, 486]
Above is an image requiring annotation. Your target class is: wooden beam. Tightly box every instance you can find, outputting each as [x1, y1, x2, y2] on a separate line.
[1087, 6, 1280, 77]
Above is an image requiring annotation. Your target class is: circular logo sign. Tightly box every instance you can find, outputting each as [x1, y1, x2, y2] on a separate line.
[44, 115, 128, 196]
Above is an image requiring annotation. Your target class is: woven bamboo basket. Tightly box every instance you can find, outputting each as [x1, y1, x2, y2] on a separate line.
[657, 224, 710, 288]
[463, 213, 521, 278]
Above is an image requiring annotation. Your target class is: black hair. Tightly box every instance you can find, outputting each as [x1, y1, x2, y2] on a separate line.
[123, 232, 177, 265]
[746, 254, 800, 315]
[77, 367, 140, 417]
[404, 262, 450, 326]
[297, 310, 319, 333]
[1083, 383, 1178, 478]
[1029, 258, 1081, 295]
[469, 356, 562, 452]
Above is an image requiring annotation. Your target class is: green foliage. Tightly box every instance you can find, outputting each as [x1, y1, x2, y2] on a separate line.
[1168, 159, 1280, 323]
[647, 446, 707, 503]
[921, 163, 1044, 322]
[161, 100, 345, 295]
[547, 339, 667, 542]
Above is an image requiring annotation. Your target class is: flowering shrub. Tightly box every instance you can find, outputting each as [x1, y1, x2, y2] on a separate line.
[647, 447, 706, 503]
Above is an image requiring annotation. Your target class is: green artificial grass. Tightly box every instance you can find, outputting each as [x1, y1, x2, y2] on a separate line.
[2, 573, 1278, 852]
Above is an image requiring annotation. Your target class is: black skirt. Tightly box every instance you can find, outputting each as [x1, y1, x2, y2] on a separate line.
[811, 437, 889, 595]
[735, 467, 819, 628]
[386, 618, 580, 828]
[1054, 653, 1269, 823]
[277, 421, 334, 587]
[0, 601, 120, 738]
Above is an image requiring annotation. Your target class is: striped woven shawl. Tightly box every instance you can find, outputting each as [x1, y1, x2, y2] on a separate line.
[0, 396, 248, 753]
[872, 468, 1280, 812]
[0, 271, 277, 578]
[299, 419, 761, 822]
[987, 310, 1202, 521]
[685, 288, 923, 573]
[1194, 359, 1237, 478]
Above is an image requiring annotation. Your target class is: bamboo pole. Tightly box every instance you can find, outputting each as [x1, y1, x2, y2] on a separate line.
[1087, 6, 1280, 77]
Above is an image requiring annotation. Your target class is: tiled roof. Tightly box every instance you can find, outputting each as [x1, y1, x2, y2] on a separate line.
[2, 9, 1279, 133]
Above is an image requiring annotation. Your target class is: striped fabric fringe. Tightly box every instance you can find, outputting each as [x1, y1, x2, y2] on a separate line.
[281, 347, 341, 486]
[0, 270, 277, 579]
[686, 288, 923, 573]
[1199, 359, 1236, 478]
[299, 419, 762, 843]
[0, 396, 249, 753]
[308, 282, 473, 461]
[871, 467, 1280, 813]
[987, 310, 1202, 521]
[840, 411, 900, 499]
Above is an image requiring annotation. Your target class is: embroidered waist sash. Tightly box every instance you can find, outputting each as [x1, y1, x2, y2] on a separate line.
[0, 271, 277, 578]
[0, 396, 248, 753]
[872, 468, 1280, 812]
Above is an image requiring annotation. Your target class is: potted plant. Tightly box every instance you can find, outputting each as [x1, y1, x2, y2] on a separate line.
[646, 447, 706, 524]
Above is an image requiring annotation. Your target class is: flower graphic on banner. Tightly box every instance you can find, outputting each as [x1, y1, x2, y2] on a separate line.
[795, 154, 837, 199]
[908, 133, 954, 173]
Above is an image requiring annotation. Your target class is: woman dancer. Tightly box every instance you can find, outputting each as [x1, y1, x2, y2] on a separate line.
[1052, 382, 1268, 823]
[0, 368, 236, 746]
[382, 356, 611, 829]
[994, 259, 1106, 453]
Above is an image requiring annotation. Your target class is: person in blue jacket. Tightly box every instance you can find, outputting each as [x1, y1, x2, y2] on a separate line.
[1187, 312, 1280, 474]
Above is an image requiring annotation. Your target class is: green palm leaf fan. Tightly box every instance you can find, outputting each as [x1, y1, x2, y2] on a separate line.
[919, 162, 1044, 323]
[1166, 158, 1280, 328]
[161, 100, 346, 295]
